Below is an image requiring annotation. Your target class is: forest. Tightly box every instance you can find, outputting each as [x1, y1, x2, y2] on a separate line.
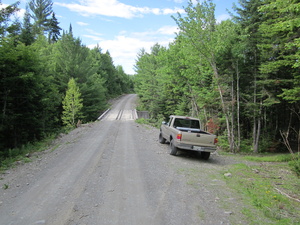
[0, 0, 134, 158]
[134, 0, 300, 154]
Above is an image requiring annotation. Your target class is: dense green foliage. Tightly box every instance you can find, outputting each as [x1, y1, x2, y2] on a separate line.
[0, 1, 134, 159]
[134, 0, 300, 153]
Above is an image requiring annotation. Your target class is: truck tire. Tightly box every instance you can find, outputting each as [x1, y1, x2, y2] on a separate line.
[200, 152, 210, 160]
[159, 132, 166, 144]
[170, 139, 178, 156]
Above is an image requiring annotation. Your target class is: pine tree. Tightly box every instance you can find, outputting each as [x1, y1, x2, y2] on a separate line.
[233, 0, 264, 153]
[100, 51, 120, 98]
[69, 24, 73, 36]
[20, 6, 35, 45]
[62, 78, 83, 128]
[258, 0, 300, 153]
[29, 0, 53, 36]
[48, 12, 61, 43]
[259, 0, 300, 103]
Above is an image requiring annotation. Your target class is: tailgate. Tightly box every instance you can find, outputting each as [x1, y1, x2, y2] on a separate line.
[181, 132, 216, 147]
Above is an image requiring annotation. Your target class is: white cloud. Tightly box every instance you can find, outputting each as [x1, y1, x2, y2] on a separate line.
[162, 7, 179, 15]
[89, 35, 153, 74]
[0, 3, 9, 9]
[216, 14, 231, 23]
[0, 3, 25, 19]
[130, 25, 178, 41]
[55, 0, 185, 19]
[174, 0, 184, 3]
[82, 29, 104, 41]
[87, 26, 177, 74]
[157, 25, 178, 35]
[16, 8, 26, 18]
[83, 35, 103, 41]
[85, 29, 103, 37]
[77, 22, 89, 26]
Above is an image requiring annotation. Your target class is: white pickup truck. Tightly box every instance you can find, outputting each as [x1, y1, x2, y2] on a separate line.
[159, 115, 218, 160]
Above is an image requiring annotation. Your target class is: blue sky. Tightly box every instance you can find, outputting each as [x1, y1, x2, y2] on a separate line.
[2, 0, 237, 74]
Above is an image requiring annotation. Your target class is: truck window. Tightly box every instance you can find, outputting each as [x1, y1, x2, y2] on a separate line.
[190, 120, 200, 129]
[173, 118, 200, 129]
[167, 117, 173, 126]
[173, 119, 182, 128]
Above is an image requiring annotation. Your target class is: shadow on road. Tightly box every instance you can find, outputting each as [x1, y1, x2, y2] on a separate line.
[174, 150, 239, 166]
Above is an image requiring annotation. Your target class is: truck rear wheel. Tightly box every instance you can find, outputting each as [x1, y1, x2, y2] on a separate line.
[200, 152, 210, 160]
[159, 132, 166, 144]
[170, 139, 178, 156]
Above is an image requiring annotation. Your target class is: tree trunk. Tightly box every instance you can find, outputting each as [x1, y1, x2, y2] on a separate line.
[253, 116, 261, 153]
[231, 73, 235, 152]
[236, 61, 241, 152]
[211, 61, 234, 151]
[2, 90, 9, 125]
[253, 100, 262, 153]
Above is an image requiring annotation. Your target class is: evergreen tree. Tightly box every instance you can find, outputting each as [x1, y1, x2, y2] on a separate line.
[233, 0, 264, 153]
[0, 38, 49, 151]
[100, 51, 121, 98]
[81, 73, 107, 122]
[32, 36, 61, 133]
[62, 78, 83, 128]
[259, 0, 300, 102]
[80, 47, 108, 121]
[48, 12, 61, 43]
[52, 31, 91, 89]
[258, 0, 300, 152]
[29, 0, 53, 36]
[69, 23, 73, 35]
[20, 6, 35, 45]
[116, 65, 134, 93]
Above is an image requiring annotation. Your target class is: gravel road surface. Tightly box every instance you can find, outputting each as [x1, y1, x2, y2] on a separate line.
[0, 94, 245, 225]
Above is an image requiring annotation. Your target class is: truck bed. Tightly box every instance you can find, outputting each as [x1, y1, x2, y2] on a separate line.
[176, 127, 210, 134]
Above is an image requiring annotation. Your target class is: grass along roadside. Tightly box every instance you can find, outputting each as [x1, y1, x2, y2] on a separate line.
[176, 153, 300, 224]
[0, 133, 60, 172]
[222, 154, 300, 224]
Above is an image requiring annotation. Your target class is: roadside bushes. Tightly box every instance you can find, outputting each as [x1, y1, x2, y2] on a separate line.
[289, 157, 300, 177]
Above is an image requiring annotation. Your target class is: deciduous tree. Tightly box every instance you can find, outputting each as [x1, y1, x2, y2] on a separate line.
[62, 78, 83, 128]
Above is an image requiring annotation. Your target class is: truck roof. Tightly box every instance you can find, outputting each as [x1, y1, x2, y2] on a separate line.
[170, 115, 199, 120]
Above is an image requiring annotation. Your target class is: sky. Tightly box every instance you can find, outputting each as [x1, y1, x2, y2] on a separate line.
[2, 0, 238, 74]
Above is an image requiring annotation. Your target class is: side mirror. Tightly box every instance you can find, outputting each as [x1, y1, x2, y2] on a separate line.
[162, 121, 167, 125]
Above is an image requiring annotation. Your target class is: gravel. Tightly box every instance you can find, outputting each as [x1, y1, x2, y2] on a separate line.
[0, 94, 248, 225]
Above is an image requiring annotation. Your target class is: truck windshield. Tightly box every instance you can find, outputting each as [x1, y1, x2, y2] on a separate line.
[173, 118, 200, 129]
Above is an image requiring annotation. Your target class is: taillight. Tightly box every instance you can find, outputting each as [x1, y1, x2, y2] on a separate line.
[177, 134, 182, 141]
[214, 138, 218, 144]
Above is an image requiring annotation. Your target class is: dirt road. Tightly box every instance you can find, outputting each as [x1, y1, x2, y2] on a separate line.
[0, 94, 244, 225]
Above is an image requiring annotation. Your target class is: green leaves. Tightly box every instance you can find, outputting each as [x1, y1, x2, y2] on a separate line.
[258, 0, 300, 107]
[62, 78, 83, 128]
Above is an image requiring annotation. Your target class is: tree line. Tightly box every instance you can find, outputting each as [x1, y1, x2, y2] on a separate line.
[134, 0, 300, 153]
[0, 0, 133, 157]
